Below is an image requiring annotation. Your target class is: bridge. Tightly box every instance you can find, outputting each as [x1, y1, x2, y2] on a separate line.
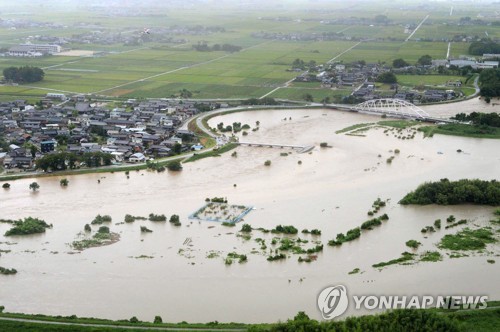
[332, 99, 456, 123]
[237, 141, 315, 153]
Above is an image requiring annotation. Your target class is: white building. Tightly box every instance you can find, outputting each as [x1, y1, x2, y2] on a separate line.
[483, 54, 500, 60]
[46, 93, 67, 100]
[8, 44, 61, 57]
[129, 153, 146, 163]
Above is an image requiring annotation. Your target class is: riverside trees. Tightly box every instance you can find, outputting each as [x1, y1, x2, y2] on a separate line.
[399, 179, 500, 205]
[35, 151, 113, 172]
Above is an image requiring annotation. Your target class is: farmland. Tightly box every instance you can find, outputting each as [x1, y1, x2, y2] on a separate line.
[0, 0, 499, 102]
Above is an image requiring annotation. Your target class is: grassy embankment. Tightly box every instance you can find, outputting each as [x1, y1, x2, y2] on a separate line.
[419, 123, 500, 139]
[335, 119, 419, 134]
[184, 143, 238, 163]
[1, 304, 500, 332]
[0, 157, 185, 182]
[337, 118, 500, 139]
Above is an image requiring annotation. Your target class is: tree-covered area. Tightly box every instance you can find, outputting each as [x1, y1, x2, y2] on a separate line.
[328, 227, 361, 246]
[4, 217, 51, 236]
[0, 267, 18, 275]
[469, 39, 500, 56]
[451, 112, 500, 127]
[249, 310, 461, 332]
[35, 152, 114, 172]
[192, 42, 242, 53]
[148, 213, 166, 222]
[478, 68, 500, 97]
[399, 179, 500, 205]
[376, 72, 397, 84]
[166, 160, 182, 171]
[392, 58, 409, 68]
[90, 215, 112, 225]
[2, 66, 44, 83]
[271, 225, 298, 234]
[419, 123, 500, 139]
[291, 58, 317, 70]
[417, 55, 432, 66]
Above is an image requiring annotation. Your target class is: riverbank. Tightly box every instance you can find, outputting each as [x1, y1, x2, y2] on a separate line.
[1, 303, 499, 332]
[418, 123, 500, 139]
[0, 148, 206, 182]
[2, 96, 495, 182]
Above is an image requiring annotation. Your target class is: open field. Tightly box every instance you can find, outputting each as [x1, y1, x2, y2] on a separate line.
[0, 1, 499, 101]
[396, 74, 464, 87]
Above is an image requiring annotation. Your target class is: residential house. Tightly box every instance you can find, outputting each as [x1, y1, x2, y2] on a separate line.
[129, 152, 146, 163]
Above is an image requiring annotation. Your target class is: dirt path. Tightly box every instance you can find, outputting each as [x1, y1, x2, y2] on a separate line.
[0, 317, 246, 331]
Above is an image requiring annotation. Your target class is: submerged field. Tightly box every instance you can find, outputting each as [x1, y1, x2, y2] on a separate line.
[1, 108, 498, 323]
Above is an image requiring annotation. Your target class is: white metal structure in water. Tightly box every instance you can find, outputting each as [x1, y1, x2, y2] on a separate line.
[353, 99, 430, 119]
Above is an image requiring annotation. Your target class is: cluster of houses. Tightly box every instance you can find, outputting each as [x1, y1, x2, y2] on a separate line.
[349, 83, 458, 103]
[2, 23, 225, 50]
[294, 62, 386, 89]
[251, 31, 361, 42]
[293, 60, 470, 103]
[293, 50, 498, 103]
[0, 98, 217, 171]
[0, 18, 64, 30]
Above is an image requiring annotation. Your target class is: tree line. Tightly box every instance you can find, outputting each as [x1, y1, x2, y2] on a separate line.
[479, 68, 500, 98]
[451, 112, 500, 127]
[469, 39, 500, 56]
[248, 310, 461, 332]
[291, 58, 317, 70]
[399, 178, 500, 206]
[35, 151, 114, 172]
[392, 55, 433, 68]
[192, 42, 242, 53]
[3, 66, 45, 83]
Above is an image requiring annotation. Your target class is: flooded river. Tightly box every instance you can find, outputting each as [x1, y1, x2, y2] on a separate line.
[1, 107, 499, 323]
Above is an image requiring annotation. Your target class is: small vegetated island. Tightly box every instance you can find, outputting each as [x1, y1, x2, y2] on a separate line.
[238, 223, 323, 264]
[399, 178, 500, 206]
[3, 217, 52, 236]
[328, 198, 390, 247]
[71, 215, 119, 251]
[1, 217, 52, 275]
[372, 179, 500, 269]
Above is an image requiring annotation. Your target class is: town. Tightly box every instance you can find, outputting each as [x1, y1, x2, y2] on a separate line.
[0, 96, 218, 171]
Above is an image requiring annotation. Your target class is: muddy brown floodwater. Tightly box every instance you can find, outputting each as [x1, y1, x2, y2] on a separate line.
[0, 107, 499, 323]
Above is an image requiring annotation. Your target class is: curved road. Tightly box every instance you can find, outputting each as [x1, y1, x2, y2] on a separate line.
[1, 94, 485, 182]
[0, 317, 245, 331]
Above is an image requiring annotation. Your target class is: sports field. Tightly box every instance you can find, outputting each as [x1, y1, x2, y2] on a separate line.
[0, 1, 498, 101]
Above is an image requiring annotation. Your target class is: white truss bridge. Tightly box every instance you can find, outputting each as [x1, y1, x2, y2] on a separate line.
[351, 99, 430, 119]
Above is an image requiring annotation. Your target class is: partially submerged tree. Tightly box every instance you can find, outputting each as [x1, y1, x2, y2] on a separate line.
[29, 182, 40, 192]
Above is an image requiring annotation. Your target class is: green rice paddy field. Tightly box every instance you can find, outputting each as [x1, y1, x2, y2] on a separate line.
[0, 1, 498, 101]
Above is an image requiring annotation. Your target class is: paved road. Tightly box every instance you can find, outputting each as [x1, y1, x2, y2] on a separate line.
[405, 15, 429, 42]
[472, 75, 480, 97]
[0, 317, 246, 331]
[0, 151, 194, 181]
